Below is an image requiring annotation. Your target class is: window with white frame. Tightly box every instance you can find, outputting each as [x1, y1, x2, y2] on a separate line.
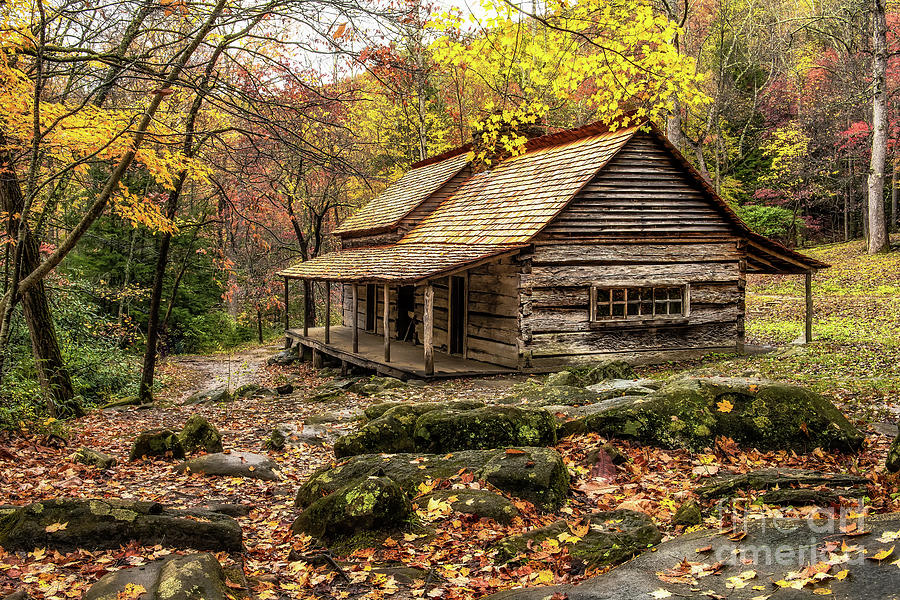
[590, 285, 689, 322]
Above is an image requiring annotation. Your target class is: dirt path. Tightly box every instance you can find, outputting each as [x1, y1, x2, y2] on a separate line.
[165, 343, 281, 400]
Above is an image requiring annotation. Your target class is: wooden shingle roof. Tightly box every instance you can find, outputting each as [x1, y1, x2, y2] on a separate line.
[278, 243, 521, 282]
[400, 128, 637, 246]
[333, 153, 469, 236]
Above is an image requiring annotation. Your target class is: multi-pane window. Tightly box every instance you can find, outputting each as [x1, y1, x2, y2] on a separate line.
[591, 285, 687, 321]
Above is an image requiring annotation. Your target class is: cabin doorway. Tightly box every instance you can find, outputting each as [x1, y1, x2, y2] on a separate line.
[449, 275, 466, 355]
[365, 284, 377, 332]
[396, 285, 417, 343]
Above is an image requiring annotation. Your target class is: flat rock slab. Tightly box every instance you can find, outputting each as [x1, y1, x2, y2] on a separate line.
[296, 447, 569, 512]
[83, 553, 232, 600]
[0, 499, 241, 551]
[483, 513, 900, 600]
[176, 452, 281, 481]
[265, 423, 334, 449]
[585, 379, 660, 398]
[575, 377, 864, 452]
[697, 468, 870, 498]
[496, 509, 660, 566]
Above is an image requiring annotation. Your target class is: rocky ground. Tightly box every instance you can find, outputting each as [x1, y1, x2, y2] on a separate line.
[1, 338, 899, 599]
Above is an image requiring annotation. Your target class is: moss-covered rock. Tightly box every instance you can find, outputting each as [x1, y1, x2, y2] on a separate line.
[291, 476, 413, 544]
[0, 499, 241, 551]
[585, 379, 660, 399]
[672, 500, 702, 526]
[696, 468, 869, 499]
[234, 383, 262, 398]
[364, 400, 484, 421]
[551, 361, 636, 388]
[335, 401, 490, 457]
[268, 346, 299, 366]
[576, 377, 864, 452]
[99, 396, 142, 410]
[495, 509, 660, 565]
[295, 447, 569, 511]
[129, 428, 185, 461]
[412, 406, 557, 454]
[265, 423, 328, 450]
[501, 381, 601, 407]
[415, 489, 519, 524]
[334, 413, 417, 458]
[83, 553, 235, 600]
[178, 414, 223, 455]
[886, 435, 900, 473]
[73, 448, 117, 470]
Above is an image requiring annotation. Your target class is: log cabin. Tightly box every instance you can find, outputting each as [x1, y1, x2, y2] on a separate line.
[278, 120, 827, 379]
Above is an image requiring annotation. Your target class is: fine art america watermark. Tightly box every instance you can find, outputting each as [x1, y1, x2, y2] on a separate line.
[709, 498, 874, 568]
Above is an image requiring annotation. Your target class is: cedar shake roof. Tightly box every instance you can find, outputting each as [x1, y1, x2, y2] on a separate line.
[400, 128, 637, 245]
[333, 153, 469, 236]
[278, 243, 521, 283]
[280, 120, 827, 282]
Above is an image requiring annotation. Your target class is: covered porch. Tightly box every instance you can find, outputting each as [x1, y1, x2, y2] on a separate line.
[285, 326, 514, 379]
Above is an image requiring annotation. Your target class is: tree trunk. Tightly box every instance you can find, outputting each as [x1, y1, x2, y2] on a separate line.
[867, 0, 890, 253]
[21, 230, 81, 417]
[0, 144, 78, 417]
[892, 158, 898, 232]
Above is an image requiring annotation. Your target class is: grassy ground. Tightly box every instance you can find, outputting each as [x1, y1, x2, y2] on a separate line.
[645, 235, 900, 428]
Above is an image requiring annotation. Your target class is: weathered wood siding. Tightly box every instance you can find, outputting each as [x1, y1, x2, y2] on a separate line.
[465, 257, 520, 368]
[341, 284, 398, 337]
[525, 131, 744, 367]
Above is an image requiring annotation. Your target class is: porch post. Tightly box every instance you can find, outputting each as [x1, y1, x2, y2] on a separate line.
[283, 276, 290, 348]
[352, 283, 359, 353]
[804, 271, 813, 343]
[383, 284, 391, 362]
[324, 280, 331, 344]
[424, 283, 434, 377]
[302, 279, 309, 337]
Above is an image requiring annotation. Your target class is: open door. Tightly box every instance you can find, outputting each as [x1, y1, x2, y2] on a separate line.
[449, 275, 466, 355]
[365, 284, 377, 332]
[396, 285, 417, 343]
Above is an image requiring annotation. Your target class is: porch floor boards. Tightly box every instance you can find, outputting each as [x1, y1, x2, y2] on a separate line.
[285, 326, 515, 379]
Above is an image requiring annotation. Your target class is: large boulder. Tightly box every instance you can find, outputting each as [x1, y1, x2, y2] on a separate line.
[585, 379, 660, 399]
[483, 513, 900, 600]
[296, 447, 570, 512]
[0, 499, 241, 551]
[129, 429, 185, 461]
[413, 406, 557, 454]
[415, 489, 519, 524]
[574, 377, 864, 452]
[496, 509, 660, 565]
[364, 400, 485, 421]
[291, 476, 413, 542]
[501, 381, 601, 407]
[175, 451, 281, 481]
[73, 448, 117, 470]
[178, 414, 223, 454]
[83, 553, 233, 600]
[335, 403, 555, 457]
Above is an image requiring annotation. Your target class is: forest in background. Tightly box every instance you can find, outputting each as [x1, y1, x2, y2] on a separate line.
[0, 0, 898, 426]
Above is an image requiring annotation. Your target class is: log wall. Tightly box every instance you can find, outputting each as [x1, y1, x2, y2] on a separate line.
[464, 257, 520, 367]
[525, 131, 745, 367]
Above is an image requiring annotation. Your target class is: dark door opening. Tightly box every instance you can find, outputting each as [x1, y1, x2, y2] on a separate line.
[449, 275, 466, 355]
[396, 285, 417, 343]
[365, 284, 377, 332]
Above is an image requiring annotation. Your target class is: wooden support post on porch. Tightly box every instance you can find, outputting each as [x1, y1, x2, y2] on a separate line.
[324, 281, 331, 344]
[424, 283, 434, 377]
[302, 280, 309, 337]
[804, 271, 813, 343]
[312, 349, 322, 368]
[352, 284, 359, 353]
[283, 277, 290, 348]
[383, 284, 391, 362]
